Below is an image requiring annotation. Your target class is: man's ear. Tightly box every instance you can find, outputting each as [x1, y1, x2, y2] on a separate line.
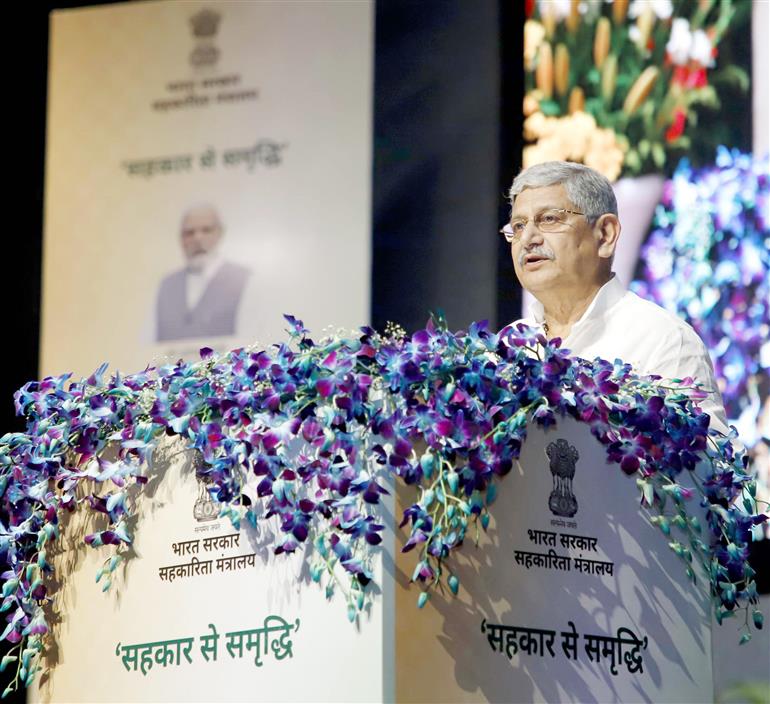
[594, 213, 621, 261]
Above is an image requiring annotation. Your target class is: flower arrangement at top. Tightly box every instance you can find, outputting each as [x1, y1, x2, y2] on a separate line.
[523, 0, 748, 182]
[0, 315, 766, 696]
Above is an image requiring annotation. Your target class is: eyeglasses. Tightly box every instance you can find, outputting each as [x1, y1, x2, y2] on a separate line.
[500, 208, 588, 243]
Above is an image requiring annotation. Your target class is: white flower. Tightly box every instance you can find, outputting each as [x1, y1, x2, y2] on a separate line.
[628, 0, 673, 20]
[666, 17, 692, 66]
[690, 29, 715, 67]
[578, 0, 603, 17]
[538, 0, 572, 20]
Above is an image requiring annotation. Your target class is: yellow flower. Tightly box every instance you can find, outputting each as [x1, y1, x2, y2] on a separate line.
[523, 92, 541, 117]
[613, 0, 629, 24]
[523, 112, 626, 182]
[593, 17, 611, 69]
[523, 140, 568, 169]
[554, 44, 570, 96]
[524, 20, 546, 72]
[536, 42, 554, 99]
[554, 111, 596, 161]
[584, 127, 626, 182]
[623, 66, 659, 115]
[568, 86, 585, 114]
[523, 111, 558, 140]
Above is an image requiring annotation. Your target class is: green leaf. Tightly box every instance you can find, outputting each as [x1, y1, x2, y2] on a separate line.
[539, 100, 562, 117]
[713, 65, 750, 92]
[651, 142, 666, 169]
[624, 149, 641, 173]
[687, 85, 719, 109]
[667, 136, 691, 150]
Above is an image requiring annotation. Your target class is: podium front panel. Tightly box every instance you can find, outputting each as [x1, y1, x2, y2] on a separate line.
[32, 441, 395, 703]
[395, 416, 713, 703]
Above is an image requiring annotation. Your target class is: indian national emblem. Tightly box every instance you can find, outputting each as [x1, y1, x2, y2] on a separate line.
[189, 8, 221, 68]
[546, 438, 579, 518]
[190, 452, 218, 522]
[194, 478, 219, 522]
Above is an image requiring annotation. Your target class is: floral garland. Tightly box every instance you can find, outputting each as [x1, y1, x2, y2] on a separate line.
[0, 316, 766, 695]
[631, 148, 769, 424]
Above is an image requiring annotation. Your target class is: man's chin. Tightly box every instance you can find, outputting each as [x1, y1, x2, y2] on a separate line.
[186, 253, 210, 272]
[515, 266, 557, 291]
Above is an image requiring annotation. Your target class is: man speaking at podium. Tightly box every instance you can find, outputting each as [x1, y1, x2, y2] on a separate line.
[505, 161, 729, 435]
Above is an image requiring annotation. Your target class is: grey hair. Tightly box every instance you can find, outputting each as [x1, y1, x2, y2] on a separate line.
[509, 161, 617, 225]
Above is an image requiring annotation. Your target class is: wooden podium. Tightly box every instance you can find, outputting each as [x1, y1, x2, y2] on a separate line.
[33, 418, 712, 702]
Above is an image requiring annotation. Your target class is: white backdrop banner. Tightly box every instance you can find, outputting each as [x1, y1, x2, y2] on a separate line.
[42, 0, 373, 379]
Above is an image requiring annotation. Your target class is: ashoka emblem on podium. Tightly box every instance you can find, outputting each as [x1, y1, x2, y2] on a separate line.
[546, 438, 579, 518]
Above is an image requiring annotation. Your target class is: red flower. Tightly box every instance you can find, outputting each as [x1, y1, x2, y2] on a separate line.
[665, 108, 687, 143]
[672, 65, 708, 90]
[525, 0, 535, 18]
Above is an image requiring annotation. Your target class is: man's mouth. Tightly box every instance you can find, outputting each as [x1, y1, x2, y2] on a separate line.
[523, 253, 551, 265]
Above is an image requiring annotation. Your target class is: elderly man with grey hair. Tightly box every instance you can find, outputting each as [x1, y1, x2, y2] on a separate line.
[505, 160, 729, 434]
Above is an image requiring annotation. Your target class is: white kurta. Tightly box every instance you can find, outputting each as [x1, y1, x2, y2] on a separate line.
[515, 275, 730, 435]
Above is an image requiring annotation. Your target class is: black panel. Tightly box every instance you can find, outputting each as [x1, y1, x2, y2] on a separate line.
[372, 0, 504, 334]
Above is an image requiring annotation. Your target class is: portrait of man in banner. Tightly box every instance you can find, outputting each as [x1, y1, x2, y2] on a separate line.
[153, 203, 254, 343]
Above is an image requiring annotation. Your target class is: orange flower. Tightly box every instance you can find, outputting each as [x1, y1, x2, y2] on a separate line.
[623, 66, 659, 115]
[554, 44, 570, 96]
[568, 86, 585, 114]
[536, 42, 554, 99]
[612, 0, 629, 25]
[594, 17, 611, 69]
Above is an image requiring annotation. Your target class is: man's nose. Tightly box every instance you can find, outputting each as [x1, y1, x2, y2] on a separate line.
[518, 220, 543, 247]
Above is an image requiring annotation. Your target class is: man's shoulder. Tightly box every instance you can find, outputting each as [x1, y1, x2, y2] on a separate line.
[618, 289, 704, 347]
[218, 260, 252, 279]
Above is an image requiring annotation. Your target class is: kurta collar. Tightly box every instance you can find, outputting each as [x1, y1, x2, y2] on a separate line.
[530, 274, 625, 330]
